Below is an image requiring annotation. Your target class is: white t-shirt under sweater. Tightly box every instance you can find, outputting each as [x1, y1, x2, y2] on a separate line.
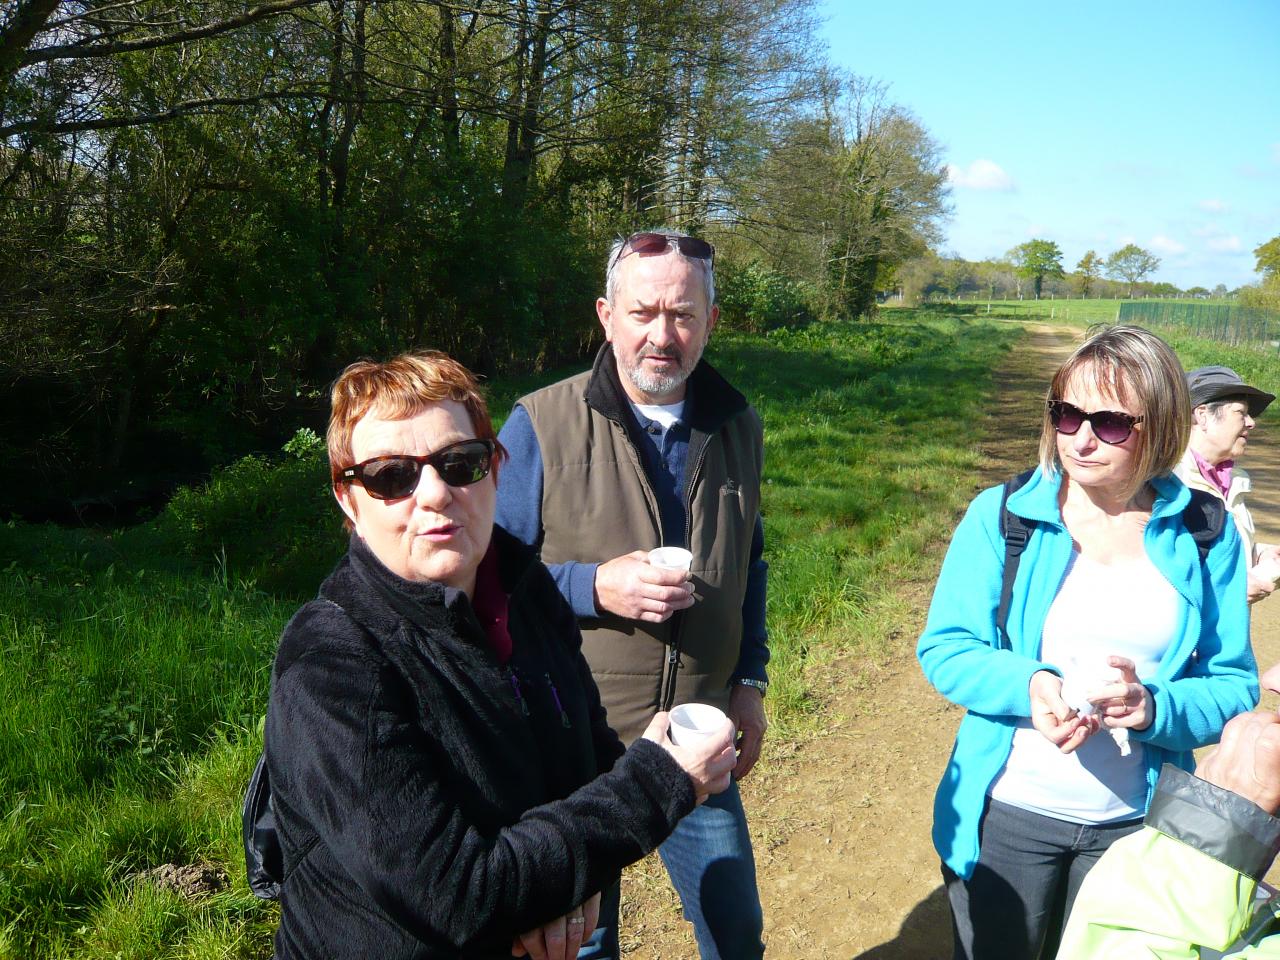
[987, 549, 1180, 823]
[633, 400, 685, 433]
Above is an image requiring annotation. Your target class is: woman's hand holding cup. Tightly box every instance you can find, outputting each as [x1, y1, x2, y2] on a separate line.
[642, 704, 735, 804]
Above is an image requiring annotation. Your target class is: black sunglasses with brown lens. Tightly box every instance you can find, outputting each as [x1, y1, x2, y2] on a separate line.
[340, 438, 495, 500]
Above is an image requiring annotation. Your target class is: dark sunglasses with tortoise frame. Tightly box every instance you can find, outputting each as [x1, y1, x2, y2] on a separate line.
[1047, 400, 1144, 445]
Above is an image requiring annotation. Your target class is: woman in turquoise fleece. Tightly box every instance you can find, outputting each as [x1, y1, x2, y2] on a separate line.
[918, 326, 1257, 960]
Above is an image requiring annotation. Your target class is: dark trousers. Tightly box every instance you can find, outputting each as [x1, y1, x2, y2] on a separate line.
[943, 797, 1142, 960]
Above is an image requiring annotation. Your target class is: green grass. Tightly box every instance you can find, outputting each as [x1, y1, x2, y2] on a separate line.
[923, 297, 1247, 328]
[0, 309, 1020, 955]
[1163, 333, 1280, 398]
[0, 532, 284, 957]
[938, 297, 1117, 325]
[712, 316, 1019, 724]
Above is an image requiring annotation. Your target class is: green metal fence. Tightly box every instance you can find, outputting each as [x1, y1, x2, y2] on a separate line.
[1119, 301, 1280, 352]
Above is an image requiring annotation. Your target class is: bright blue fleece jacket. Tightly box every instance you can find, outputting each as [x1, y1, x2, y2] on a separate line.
[917, 466, 1257, 880]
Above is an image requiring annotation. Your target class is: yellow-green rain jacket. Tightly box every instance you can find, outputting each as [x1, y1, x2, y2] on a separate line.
[1058, 764, 1280, 959]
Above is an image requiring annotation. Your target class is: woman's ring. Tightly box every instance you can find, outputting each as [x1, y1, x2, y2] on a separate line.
[568, 916, 586, 926]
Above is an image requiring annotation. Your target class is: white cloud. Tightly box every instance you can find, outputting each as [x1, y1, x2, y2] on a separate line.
[1272, 142, 1280, 165]
[1149, 234, 1187, 255]
[945, 159, 1015, 192]
[1208, 235, 1243, 253]
[1198, 199, 1227, 213]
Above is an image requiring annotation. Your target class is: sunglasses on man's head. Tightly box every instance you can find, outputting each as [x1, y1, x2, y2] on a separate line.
[610, 232, 715, 270]
[340, 438, 495, 500]
[1047, 400, 1144, 445]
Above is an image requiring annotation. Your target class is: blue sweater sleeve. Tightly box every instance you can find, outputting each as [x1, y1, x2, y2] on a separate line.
[495, 404, 600, 618]
[732, 514, 769, 684]
[917, 485, 1056, 717]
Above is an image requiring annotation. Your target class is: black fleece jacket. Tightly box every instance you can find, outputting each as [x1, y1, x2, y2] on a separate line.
[266, 527, 696, 959]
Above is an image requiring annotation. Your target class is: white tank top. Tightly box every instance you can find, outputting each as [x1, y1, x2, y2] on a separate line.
[988, 549, 1180, 823]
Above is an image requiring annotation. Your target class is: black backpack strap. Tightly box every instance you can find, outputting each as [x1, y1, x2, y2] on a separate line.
[243, 599, 350, 900]
[1181, 488, 1227, 566]
[242, 750, 283, 899]
[997, 469, 1038, 647]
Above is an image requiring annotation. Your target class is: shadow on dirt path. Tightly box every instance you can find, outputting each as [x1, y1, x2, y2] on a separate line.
[620, 323, 1280, 958]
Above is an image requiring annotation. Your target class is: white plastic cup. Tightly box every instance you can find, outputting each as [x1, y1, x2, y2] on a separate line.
[648, 547, 693, 572]
[1254, 555, 1280, 585]
[668, 702, 729, 747]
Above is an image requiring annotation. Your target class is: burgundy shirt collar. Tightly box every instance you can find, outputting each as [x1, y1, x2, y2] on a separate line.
[471, 541, 512, 664]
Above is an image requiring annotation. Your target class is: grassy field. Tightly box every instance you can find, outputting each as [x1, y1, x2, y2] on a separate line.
[931, 301, 1280, 397]
[1162, 332, 1280, 398]
[949, 297, 1120, 325]
[912, 297, 1248, 328]
[2, 310, 1020, 956]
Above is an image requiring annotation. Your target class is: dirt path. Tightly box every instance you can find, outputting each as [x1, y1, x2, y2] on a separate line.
[620, 323, 1280, 958]
[1240, 393, 1280, 891]
[1243, 442, 1280, 699]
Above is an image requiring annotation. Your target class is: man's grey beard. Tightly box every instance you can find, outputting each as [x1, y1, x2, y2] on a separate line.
[614, 343, 696, 398]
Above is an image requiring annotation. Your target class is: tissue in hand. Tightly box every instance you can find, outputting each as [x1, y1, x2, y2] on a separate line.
[1060, 662, 1113, 717]
[1059, 661, 1131, 756]
[1059, 670, 1100, 718]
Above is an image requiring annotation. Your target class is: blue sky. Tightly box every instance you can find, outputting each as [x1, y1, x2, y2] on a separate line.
[820, 0, 1280, 290]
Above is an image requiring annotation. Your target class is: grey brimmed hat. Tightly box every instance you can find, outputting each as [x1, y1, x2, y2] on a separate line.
[1186, 365, 1275, 417]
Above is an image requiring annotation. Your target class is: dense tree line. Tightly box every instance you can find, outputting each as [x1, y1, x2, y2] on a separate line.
[894, 240, 1252, 305]
[0, 0, 950, 519]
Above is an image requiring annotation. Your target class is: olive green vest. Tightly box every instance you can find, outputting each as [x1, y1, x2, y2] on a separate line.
[518, 348, 763, 743]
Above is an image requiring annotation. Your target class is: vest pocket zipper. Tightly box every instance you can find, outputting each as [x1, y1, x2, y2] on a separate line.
[660, 614, 684, 711]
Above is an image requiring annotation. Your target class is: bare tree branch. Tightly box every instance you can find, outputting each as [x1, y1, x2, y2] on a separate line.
[21, 0, 328, 66]
[0, 88, 324, 136]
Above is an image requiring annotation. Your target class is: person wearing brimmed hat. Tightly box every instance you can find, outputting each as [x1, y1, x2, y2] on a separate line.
[1175, 365, 1279, 604]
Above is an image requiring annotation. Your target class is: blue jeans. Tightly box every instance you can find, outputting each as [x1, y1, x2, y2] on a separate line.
[942, 797, 1142, 960]
[579, 781, 764, 959]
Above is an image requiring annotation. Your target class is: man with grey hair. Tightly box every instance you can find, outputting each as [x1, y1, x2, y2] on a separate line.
[1175, 364, 1279, 603]
[496, 229, 768, 958]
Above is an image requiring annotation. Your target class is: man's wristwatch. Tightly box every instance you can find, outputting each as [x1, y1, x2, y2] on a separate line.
[736, 677, 768, 697]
